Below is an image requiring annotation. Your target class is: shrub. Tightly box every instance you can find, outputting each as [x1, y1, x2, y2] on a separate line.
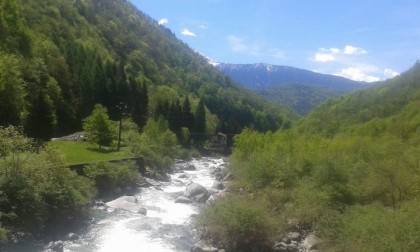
[84, 161, 140, 196]
[197, 197, 274, 251]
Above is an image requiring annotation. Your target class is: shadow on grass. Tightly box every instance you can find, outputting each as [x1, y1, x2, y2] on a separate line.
[87, 147, 119, 154]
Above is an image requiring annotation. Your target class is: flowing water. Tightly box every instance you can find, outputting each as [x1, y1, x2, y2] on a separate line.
[2, 157, 226, 252]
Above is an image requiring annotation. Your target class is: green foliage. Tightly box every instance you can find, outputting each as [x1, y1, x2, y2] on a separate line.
[0, 126, 95, 238]
[0, 53, 25, 126]
[206, 64, 420, 250]
[0, 0, 295, 140]
[84, 161, 140, 197]
[83, 104, 116, 148]
[129, 117, 180, 171]
[198, 197, 274, 252]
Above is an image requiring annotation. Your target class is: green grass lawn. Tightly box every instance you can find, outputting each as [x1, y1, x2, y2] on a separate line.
[49, 141, 134, 165]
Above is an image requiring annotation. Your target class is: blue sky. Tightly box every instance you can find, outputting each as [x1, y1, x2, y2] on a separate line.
[130, 0, 420, 82]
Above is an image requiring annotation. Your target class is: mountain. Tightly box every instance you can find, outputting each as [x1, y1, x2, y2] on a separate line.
[0, 0, 296, 140]
[217, 63, 371, 115]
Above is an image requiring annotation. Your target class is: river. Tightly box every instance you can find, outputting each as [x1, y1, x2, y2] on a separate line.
[2, 157, 226, 252]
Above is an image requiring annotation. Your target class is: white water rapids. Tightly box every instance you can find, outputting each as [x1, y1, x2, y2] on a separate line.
[59, 157, 225, 252]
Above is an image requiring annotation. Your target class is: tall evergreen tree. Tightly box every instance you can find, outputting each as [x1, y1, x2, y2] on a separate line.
[195, 100, 206, 142]
[182, 96, 194, 131]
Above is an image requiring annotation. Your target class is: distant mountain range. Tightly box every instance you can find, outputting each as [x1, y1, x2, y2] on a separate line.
[217, 63, 373, 115]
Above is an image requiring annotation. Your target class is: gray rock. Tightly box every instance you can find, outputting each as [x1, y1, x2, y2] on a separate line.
[175, 196, 193, 204]
[47, 240, 64, 252]
[184, 164, 197, 171]
[303, 235, 321, 251]
[191, 240, 219, 252]
[105, 196, 144, 212]
[194, 192, 210, 203]
[273, 241, 288, 251]
[288, 231, 301, 241]
[286, 243, 298, 252]
[65, 233, 79, 241]
[212, 181, 224, 190]
[185, 183, 209, 198]
[156, 172, 170, 182]
[137, 207, 147, 215]
[178, 174, 188, 179]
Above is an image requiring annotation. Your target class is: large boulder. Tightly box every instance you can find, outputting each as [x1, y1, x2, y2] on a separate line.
[183, 164, 197, 171]
[106, 196, 144, 212]
[191, 240, 219, 252]
[46, 240, 64, 252]
[175, 196, 193, 204]
[212, 181, 224, 190]
[185, 183, 208, 198]
[185, 183, 210, 203]
[302, 235, 321, 251]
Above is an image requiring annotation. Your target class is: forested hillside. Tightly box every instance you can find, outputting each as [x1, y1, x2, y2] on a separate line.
[218, 63, 369, 115]
[0, 0, 294, 141]
[199, 62, 420, 251]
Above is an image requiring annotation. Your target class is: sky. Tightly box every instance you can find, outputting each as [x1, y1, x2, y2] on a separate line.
[130, 0, 420, 82]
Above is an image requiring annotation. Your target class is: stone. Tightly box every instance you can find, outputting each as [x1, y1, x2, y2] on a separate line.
[156, 172, 170, 182]
[178, 174, 188, 179]
[47, 240, 64, 252]
[194, 192, 210, 203]
[175, 196, 193, 204]
[65, 233, 79, 241]
[288, 231, 301, 241]
[286, 243, 298, 252]
[212, 181, 224, 190]
[273, 241, 287, 251]
[303, 235, 321, 251]
[137, 207, 147, 215]
[185, 183, 209, 198]
[191, 240, 219, 252]
[105, 196, 144, 212]
[183, 164, 197, 171]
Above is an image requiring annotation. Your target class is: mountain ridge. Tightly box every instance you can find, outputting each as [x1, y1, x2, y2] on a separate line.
[216, 62, 373, 114]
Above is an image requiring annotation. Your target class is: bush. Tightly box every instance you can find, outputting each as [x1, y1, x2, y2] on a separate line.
[129, 117, 181, 171]
[197, 197, 274, 251]
[84, 161, 140, 196]
[0, 127, 95, 237]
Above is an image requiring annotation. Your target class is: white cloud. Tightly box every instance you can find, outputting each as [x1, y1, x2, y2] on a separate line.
[335, 67, 380, 82]
[383, 68, 399, 79]
[181, 28, 196, 37]
[320, 47, 341, 54]
[314, 53, 335, 62]
[226, 35, 248, 53]
[158, 18, 168, 25]
[343, 45, 367, 55]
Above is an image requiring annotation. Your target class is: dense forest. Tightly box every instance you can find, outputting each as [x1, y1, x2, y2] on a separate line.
[0, 0, 294, 142]
[199, 63, 420, 251]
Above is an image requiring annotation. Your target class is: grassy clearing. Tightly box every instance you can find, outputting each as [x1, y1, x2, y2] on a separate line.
[49, 140, 133, 165]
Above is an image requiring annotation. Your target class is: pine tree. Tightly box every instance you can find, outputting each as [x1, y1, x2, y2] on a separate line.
[83, 104, 116, 149]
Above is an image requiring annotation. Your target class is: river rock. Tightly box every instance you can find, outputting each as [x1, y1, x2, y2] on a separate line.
[191, 240, 219, 252]
[46, 240, 64, 252]
[156, 172, 170, 182]
[178, 174, 188, 179]
[175, 196, 193, 204]
[65, 232, 79, 241]
[212, 181, 224, 190]
[183, 164, 197, 171]
[106, 196, 144, 212]
[302, 235, 321, 251]
[137, 207, 147, 215]
[185, 183, 208, 198]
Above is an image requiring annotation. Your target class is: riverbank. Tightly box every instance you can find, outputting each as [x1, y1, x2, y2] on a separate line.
[2, 156, 228, 252]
